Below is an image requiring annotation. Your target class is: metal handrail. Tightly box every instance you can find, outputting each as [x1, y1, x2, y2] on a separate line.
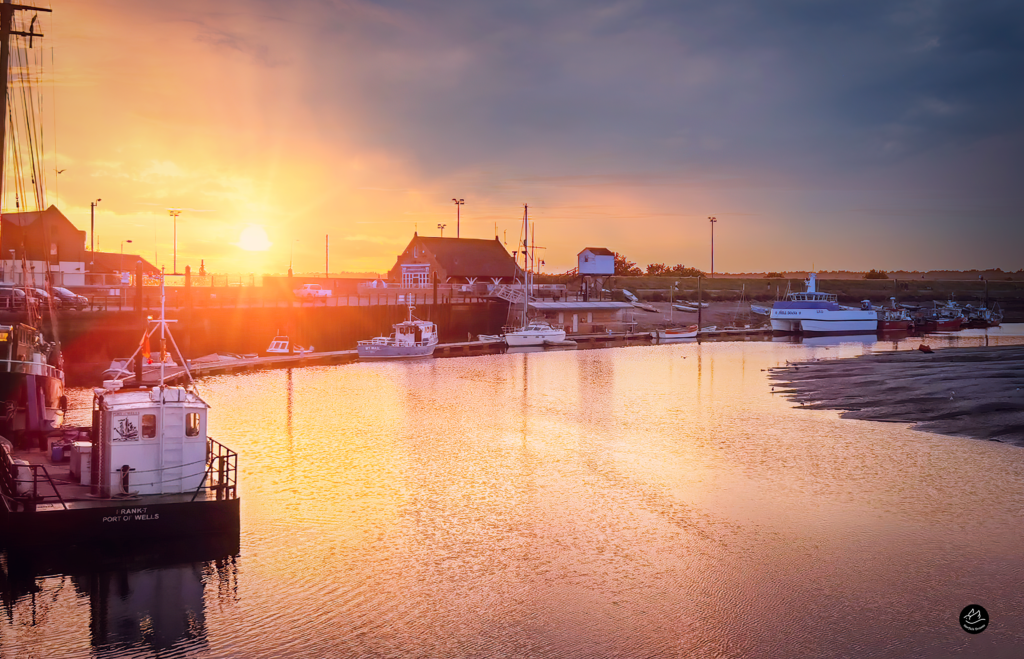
[0, 359, 63, 379]
[192, 436, 238, 502]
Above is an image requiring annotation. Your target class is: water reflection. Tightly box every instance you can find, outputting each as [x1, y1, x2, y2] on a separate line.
[0, 538, 238, 657]
[5, 325, 1024, 657]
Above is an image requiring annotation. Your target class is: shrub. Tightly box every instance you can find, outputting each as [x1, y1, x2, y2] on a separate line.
[864, 269, 889, 279]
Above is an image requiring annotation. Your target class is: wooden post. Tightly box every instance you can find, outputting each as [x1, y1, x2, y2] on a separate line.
[697, 276, 702, 331]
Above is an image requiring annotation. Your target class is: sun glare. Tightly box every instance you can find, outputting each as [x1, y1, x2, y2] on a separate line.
[238, 226, 272, 252]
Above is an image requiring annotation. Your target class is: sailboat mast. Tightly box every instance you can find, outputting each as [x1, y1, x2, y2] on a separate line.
[0, 1, 51, 203]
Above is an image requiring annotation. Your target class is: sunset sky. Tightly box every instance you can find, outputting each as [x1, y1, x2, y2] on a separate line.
[7, 0, 1023, 275]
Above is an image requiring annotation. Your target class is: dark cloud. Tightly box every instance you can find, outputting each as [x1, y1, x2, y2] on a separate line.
[253, 0, 1019, 190]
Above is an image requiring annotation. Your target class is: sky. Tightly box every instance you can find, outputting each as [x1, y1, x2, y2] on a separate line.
[5, 0, 1023, 275]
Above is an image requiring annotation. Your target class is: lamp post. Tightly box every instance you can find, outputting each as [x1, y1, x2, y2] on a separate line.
[90, 199, 102, 263]
[168, 209, 182, 275]
[452, 198, 464, 238]
[708, 216, 717, 278]
[437, 223, 446, 237]
[120, 240, 132, 306]
[8, 250, 14, 285]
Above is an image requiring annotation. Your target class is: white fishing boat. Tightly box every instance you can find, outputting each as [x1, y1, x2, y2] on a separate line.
[357, 306, 438, 359]
[1, 274, 240, 548]
[673, 304, 699, 313]
[769, 273, 877, 334]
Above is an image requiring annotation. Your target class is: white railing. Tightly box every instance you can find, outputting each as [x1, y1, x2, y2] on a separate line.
[0, 360, 63, 379]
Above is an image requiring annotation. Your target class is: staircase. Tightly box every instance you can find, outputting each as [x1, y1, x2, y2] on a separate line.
[491, 284, 526, 304]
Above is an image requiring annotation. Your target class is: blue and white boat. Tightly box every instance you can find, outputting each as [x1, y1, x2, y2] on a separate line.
[769, 274, 877, 334]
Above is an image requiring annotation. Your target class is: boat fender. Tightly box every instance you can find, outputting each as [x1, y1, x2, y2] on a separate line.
[59, 395, 68, 414]
[12, 459, 31, 496]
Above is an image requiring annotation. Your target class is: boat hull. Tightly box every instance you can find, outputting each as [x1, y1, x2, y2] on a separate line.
[0, 371, 65, 437]
[0, 496, 240, 548]
[878, 320, 913, 332]
[654, 327, 699, 340]
[771, 312, 878, 335]
[357, 344, 437, 359]
[504, 329, 566, 347]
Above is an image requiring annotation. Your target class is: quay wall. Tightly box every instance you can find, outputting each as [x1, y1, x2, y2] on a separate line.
[49, 301, 509, 385]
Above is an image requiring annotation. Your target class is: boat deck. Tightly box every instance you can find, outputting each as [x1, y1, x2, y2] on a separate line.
[8, 445, 224, 513]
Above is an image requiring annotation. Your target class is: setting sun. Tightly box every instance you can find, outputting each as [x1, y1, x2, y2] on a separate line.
[238, 226, 272, 252]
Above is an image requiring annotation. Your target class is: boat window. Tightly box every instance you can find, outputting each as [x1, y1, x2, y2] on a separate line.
[142, 414, 157, 438]
[186, 412, 201, 437]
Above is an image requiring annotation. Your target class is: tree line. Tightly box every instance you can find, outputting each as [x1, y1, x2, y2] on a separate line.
[614, 253, 704, 277]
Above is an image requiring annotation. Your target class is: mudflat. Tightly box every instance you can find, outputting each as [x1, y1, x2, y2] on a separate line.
[770, 344, 1024, 446]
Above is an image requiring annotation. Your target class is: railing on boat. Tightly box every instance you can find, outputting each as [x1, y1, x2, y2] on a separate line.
[194, 437, 238, 501]
[0, 446, 68, 512]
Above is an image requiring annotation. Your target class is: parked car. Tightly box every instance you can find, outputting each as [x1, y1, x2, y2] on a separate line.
[52, 286, 88, 310]
[0, 287, 37, 310]
[31, 288, 62, 310]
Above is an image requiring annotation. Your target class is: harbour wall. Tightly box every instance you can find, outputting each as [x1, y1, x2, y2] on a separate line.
[49, 300, 509, 385]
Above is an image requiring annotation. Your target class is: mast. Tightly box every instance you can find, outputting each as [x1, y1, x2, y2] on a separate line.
[0, 1, 51, 200]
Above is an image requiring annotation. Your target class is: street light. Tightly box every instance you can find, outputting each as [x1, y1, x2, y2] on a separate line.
[169, 209, 182, 275]
[452, 198, 464, 238]
[90, 199, 102, 262]
[708, 216, 718, 278]
[120, 240, 132, 306]
[437, 223, 447, 237]
[120, 239, 133, 272]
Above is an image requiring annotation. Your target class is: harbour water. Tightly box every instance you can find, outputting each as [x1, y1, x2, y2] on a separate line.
[3, 327, 1024, 657]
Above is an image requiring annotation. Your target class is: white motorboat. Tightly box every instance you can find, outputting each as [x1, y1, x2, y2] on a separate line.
[769, 273, 877, 334]
[503, 320, 566, 347]
[357, 306, 438, 359]
[266, 336, 313, 355]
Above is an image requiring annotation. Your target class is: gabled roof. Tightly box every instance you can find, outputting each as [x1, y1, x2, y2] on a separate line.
[579, 247, 614, 256]
[87, 251, 160, 274]
[417, 236, 522, 279]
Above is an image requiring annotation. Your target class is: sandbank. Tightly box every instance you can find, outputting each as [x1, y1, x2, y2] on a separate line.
[769, 345, 1024, 446]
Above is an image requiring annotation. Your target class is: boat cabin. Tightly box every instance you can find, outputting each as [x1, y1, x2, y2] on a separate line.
[393, 320, 437, 347]
[93, 384, 208, 496]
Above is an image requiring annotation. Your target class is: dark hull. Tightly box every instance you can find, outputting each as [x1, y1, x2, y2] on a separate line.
[919, 317, 964, 332]
[0, 497, 240, 549]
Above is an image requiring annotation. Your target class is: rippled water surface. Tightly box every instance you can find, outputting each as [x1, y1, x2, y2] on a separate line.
[4, 328, 1024, 658]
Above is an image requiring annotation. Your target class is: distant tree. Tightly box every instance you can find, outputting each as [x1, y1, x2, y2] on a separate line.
[668, 264, 704, 277]
[863, 269, 889, 279]
[765, 271, 784, 278]
[646, 263, 669, 276]
[614, 253, 643, 276]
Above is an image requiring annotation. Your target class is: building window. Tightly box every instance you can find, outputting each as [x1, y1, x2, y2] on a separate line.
[142, 414, 156, 439]
[558, 312, 564, 325]
[186, 412, 201, 437]
[587, 312, 593, 323]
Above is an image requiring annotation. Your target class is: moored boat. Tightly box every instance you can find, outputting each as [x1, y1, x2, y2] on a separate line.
[769, 274, 878, 335]
[878, 298, 913, 332]
[653, 324, 699, 341]
[0, 280, 240, 548]
[503, 320, 566, 347]
[357, 306, 438, 359]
